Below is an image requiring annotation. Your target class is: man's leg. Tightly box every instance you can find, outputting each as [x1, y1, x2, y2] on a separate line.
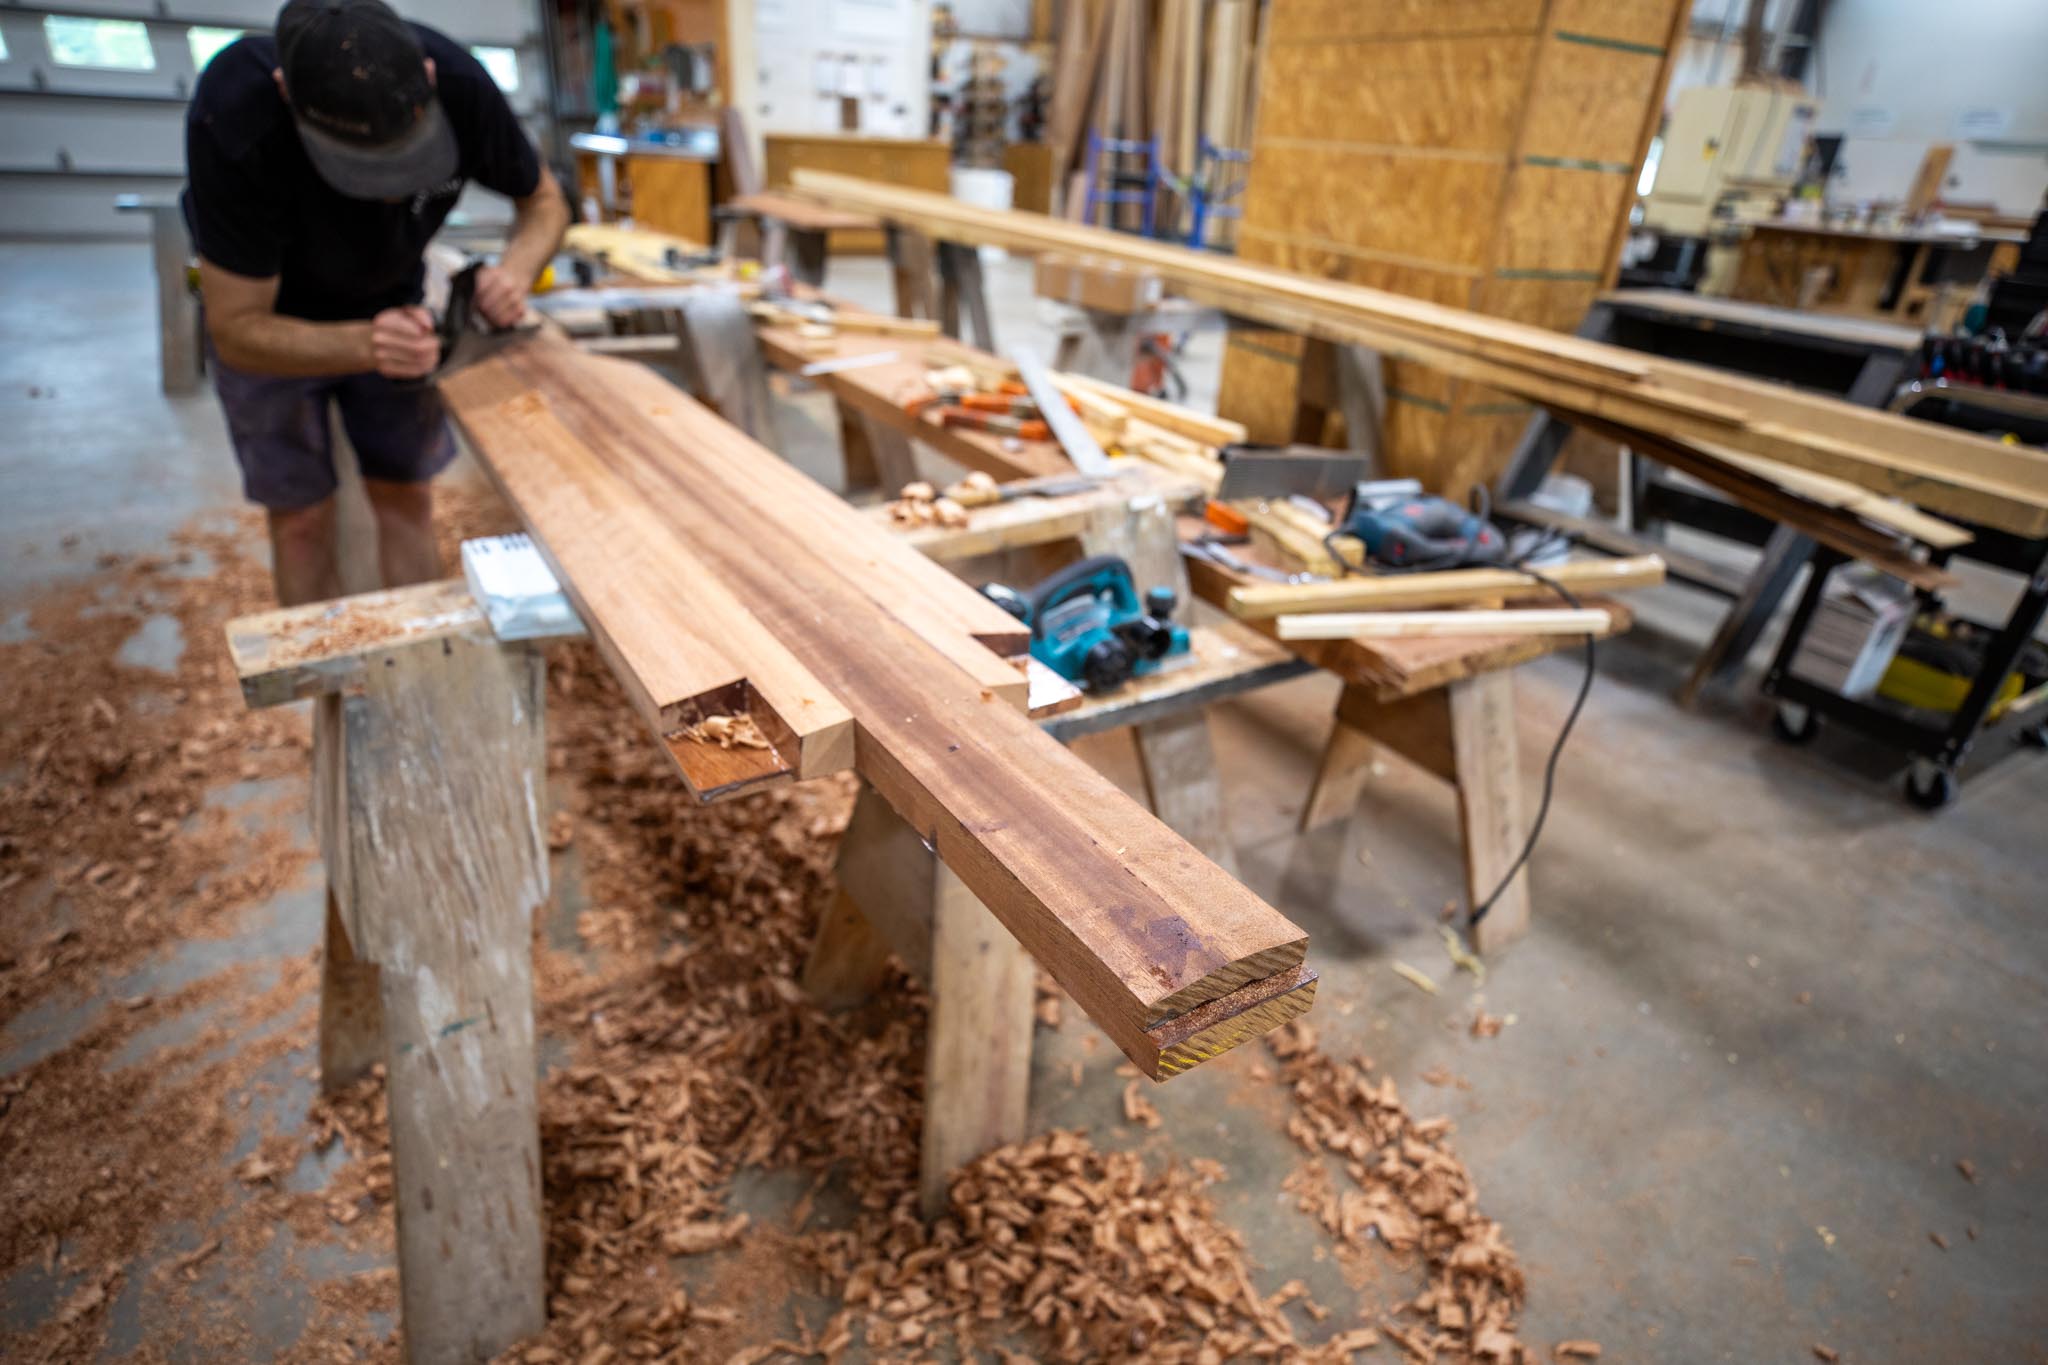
[362, 478, 441, 588]
[209, 346, 342, 605]
[269, 498, 342, 606]
[336, 372, 460, 590]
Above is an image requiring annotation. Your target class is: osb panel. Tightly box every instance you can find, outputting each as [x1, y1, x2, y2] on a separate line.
[1384, 360, 1456, 409]
[1519, 37, 1669, 166]
[1547, 0, 1680, 50]
[1473, 277, 1604, 331]
[1489, 165, 1634, 276]
[1217, 331, 1309, 444]
[1240, 145, 1505, 273]
[1433, 406, 1534, 499]
[1381, 397, 1449, 490]
[1268, 0, 1543, 43]
[1256, 36, 1534, 153]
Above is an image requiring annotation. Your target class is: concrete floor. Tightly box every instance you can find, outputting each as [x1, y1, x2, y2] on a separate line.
[4, 241, 2047, 1361]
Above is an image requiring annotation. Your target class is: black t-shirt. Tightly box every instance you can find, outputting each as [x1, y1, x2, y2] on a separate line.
[182, 24, 539, 322]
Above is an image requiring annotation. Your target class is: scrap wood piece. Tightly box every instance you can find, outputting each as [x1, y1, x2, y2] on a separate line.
[1556, 406, 1960, 591]
[1185, 547, 1634, 700]
[1225, 556, 1668, 621]
[226, 578, 498, 708]
[1277, 608, 1614, 642]
[443, 334, 1314, 1078]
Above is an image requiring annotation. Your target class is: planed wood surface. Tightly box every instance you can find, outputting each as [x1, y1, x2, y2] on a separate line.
[794, 171, 2048, 537]
[444, 365, 860, 799]
[442, 335, 1314, 1078]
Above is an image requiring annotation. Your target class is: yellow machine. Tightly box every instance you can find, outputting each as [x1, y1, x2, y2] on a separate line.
[1642, 82, 1816, 239]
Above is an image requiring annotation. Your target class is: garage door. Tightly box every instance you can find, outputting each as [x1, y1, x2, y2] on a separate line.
[0, 0, 551, 240]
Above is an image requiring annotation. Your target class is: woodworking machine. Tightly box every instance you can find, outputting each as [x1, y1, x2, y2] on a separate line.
[982, 555, 1189, 693]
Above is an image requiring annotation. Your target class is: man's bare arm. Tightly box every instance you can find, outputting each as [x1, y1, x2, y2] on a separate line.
[471, 173, 572, 327]
[200, 261, 439, 379]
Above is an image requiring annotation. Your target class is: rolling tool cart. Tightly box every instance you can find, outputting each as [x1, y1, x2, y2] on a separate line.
[1763, 522, 2048, 810]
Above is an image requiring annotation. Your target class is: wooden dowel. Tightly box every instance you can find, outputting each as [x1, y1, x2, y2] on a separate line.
[1275, 608, 1614, 641]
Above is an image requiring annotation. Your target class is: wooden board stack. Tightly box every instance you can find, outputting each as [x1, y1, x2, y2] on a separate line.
[439, 334, 1315, 1080]
[793, 171, 2048, 539]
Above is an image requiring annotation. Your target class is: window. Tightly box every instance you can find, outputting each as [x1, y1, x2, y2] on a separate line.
[187, 26, 243, 73]
[470, 44, 518, 93]
[43, 15, 156, 70]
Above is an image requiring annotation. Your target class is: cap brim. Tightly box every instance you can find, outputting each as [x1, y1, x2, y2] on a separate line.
[294, 98, 459, 201]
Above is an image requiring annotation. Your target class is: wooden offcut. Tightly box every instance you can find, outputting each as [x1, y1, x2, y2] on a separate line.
[440, 335, 1314, 1079]
[1225, 556, 1667, 619]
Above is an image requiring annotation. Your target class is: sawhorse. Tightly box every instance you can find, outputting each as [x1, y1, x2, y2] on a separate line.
[229, 581, 565, 1365]
[886, 225, 996, 352]
[1494, 290, 1919, 707]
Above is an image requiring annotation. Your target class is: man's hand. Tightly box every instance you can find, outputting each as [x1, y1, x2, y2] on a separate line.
[471, 264, 530, 330]
[369, 305, 440, 379]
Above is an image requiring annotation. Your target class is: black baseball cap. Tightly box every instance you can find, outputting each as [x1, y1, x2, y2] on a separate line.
[275, 0, 458, 200]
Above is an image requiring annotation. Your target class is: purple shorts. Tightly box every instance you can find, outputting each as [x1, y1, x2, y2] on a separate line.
[210, 347, 458, 511]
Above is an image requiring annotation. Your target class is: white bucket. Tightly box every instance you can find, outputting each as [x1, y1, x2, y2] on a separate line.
[949, 166, 1015, 265]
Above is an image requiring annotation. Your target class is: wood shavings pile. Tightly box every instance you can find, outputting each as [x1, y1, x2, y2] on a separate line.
[678, 712, 771, 750]
[886, 480, 968, 529]
[1267, 1019, 1544, 1363]
[0, 482, 1584, 1363]
[804, 1129, 1386, 1363]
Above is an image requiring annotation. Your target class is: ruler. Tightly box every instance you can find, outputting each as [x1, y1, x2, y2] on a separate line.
[1011, 344, 1113, 477]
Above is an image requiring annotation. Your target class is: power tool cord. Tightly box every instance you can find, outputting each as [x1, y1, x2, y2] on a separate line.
[1467, 559, 1595, 927]
[1312, 484, 1593, 924]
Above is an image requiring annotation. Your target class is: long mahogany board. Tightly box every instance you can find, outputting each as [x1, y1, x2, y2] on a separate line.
[794, 171, 2048, 537]
[444, 336, 1314, 1077]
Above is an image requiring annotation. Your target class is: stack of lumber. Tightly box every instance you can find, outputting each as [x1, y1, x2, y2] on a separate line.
[439, 334, 1314, 1079]
[792, 172, 2048, 540]
[1043, 0, 1262, 230]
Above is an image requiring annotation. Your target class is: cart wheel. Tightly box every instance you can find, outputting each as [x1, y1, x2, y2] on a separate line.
[1904, 763, 1958, 812]
[1771, 703, 1819, 745]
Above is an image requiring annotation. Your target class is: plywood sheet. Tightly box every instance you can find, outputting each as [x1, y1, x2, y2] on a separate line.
[1267, 0, 1543, 43]
[1255, 36, 1532, 152]
[1491, 164, 1636, 276]
[1519, 36, 1671, 166]
[1240, 144, 1505, 273]
[1217, 331, 1311, 444]
[1474, 276, 1607, 332]
[1548, 0, 1679, 50]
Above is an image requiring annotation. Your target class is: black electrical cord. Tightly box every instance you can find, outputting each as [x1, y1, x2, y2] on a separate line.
[1467, 559, 1596, 926]
[1314, 482, 1595, 923]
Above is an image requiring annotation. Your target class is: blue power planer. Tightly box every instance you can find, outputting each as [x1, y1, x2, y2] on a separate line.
[981, 555, 1190, 693]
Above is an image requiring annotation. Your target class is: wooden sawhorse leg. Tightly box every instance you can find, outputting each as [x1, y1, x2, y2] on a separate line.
[311, 632, 549, 1362]
[800, 784, 1035, 1218]
[1301, 674, 1532, 953]
[885, 225, 941, 322]
[936, 240, 996, 352]
[785, 226, 830, 287]
[1132, 709, 1239, 877]
[833, 402, 921, 495]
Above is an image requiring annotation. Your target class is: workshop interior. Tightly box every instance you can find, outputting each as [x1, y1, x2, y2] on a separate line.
[1, 0, 2044, 1360]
